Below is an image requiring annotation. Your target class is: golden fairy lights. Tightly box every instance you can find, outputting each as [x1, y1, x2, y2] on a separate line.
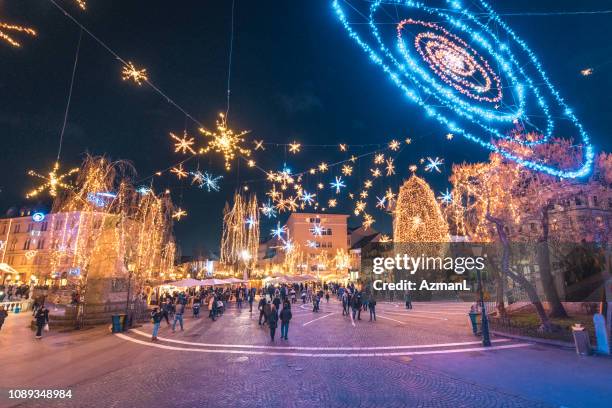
[220, 193, 259, 276]
[170, 164, 188, 179]
[172, 208, 188, 220]
[199, 113, 251, 171]
[0, 21, 36, 48]
[393, 175, 448, 243]
[75, 0, 87, 10]
[288, 142, 301, 154]
[122, 62, 148, 85]
[26, 162, 79, 198]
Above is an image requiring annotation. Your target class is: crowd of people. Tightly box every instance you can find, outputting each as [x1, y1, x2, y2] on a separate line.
[0, 284, 30, 302]
[147, 281, 389, 343]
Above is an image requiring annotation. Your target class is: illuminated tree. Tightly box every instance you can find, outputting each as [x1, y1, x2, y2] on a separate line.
[220, 192, 259, 278]
[393, 175, 449, 243]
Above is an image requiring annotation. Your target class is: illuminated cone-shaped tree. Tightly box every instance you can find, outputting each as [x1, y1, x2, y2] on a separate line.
[220, 192, 259, 278]
[393, 175, 449, 243]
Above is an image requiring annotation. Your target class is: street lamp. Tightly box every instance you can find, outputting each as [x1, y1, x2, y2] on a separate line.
[472, 245, 491, 347]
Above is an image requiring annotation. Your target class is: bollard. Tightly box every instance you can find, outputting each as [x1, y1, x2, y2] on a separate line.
[572, 323, 591, 356]
[468, 311, 479, 336]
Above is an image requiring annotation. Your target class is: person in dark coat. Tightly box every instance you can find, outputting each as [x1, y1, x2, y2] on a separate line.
[151, 307, 162, 341]
[272, 296, 281, 315]
[369, 298, 377, 322]
[351, 292, 362, 321]
[258, 297, 267, 325]
[268, 305, 279, 341]
[0, 305, 8, 331]
[279, 302, 292, 340]
[34, 305, 49, 339]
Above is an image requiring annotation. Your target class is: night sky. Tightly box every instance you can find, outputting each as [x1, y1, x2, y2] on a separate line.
[1, 0, 611, 254]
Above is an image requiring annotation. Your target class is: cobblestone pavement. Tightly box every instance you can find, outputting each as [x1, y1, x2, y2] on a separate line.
[1, 300, 611, 407]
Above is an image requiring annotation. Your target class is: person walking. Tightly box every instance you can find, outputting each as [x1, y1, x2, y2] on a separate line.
[268, 305, 279, 341]
[34, 305, 49, 339]
[173, 302, 185, 332]
[351, 292, 362, 321]
[279, 301, 292, 340]
[272, 295, 281, 316]
[258, 296, 267, 325]
[325, 290, 330, 303]
[161, 300, 171, 326]
[405, 292, 412, 310]
[341, 291, 349, 316]
[236, 288, 243, 309]
[369, 298, 377, 321]
[247, 290, 254, 312]
[0, 305, 8, 332]
[151, 307, 162, 341]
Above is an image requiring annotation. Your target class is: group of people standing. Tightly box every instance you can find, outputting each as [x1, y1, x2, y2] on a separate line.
[338, 284, 377, 322]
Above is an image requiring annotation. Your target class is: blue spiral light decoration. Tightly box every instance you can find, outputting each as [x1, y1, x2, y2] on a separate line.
[332, 0, 594, 178]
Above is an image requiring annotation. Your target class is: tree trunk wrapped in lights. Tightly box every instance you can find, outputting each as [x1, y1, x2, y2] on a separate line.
[393, 175, 449, 243]
[220, 192, 259, 278]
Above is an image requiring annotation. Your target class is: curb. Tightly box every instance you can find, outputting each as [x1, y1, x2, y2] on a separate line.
[490, 330, 574, 349]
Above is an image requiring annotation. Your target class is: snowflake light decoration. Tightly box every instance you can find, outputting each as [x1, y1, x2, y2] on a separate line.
[26, 162, 79, 198]
[300, 191, 316, 206]
[122, 62, 148, 85]
[260, 200, 277, 218]
[362, 213, 375, 229]
[437, 188, 453, 204]
[199, 113, 251, 171]
[245, 216, 257, 229]
[330, 176, 346, 194]
[388, 140, 400, 151]
[170, 131, 196, 155]
[170, 164, 188, 179]
[385, 158, 396, 176]
[202, 172, 223, 192]
[271, 222, 287, 239]
[425, 157, 444, 173]
[376, 196, 386, 209]
[289, 142, 301, 154]
[172, 208, 188, 221]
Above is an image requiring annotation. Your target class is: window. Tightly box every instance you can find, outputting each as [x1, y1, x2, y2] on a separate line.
[27, 223, 33, 232]
[13, 224, 21, 233]
[8, 239, 17, 251]
[55, 219, 63, 231]
[37, 239, 45, 250]
[7, 255, 14, 265]
[0, 224, 6, 235]
[593, 196, 599, 207]
[23, 239, 31, 250]
[307, 217, 321, 223]
[575, 196, 583, 206]
[40, 221, 48, 232]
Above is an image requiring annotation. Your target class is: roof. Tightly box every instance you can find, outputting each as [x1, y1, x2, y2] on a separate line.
[350, 233, 380, 250]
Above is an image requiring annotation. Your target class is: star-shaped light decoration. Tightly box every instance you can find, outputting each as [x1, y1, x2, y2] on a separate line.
[122, 62, 148, 85]
[339, 144, 348, 152]
[385, 188, 396, 205]
[341, 165, 353, 176]
[190, 171, 205, 186]
[374, 153, 385, 164]
[362, 213, 375, 230]
[376, 196, 386, 209]
[282, 239, 294, 253]
[309, 168, 317, 175]
[247, 159, 256, 168]
[312, 224, 324, 237]
[364, 180, 373, 189]
[317, 183, 324, 190]
[409, 164, 418, 173]
[446, 133, 454, 140]
[360, 190, 368, 199]
[379, 234, 391, 243]
[254, 140, 265, 151]
[355, 200, 366, 214]
[199, 112, 251, 171]
[318, 162, 328, 172]
[285, 196, 299, 212]
[170, 164, 188, 179]
[260, 200, 277, 218]
[75, 0, 87, 10]
[370, 168, 382, 178]
[330, 176, 346, 194]
[200, 172, 222, 192]
[170, 131, 196, 155]
[350, 155, 358, 163]
[300, 191, 316, 206]
[328, 199, 337, 208]
[172, 208, 188, 221]
[288, 142, 301, 154]
[437, 188, 453, 204]
[306, 240, 318, 248]
[388, 140, 400, 151]
[0, 21, 37, 48]
[385, 158, 395, 176]
[580, 68, 593, 77]
[405, 138, 412, 145]
[425, 157, 444, 173]
[271, 222, 287, 239]
[26, 162, 79, 198]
